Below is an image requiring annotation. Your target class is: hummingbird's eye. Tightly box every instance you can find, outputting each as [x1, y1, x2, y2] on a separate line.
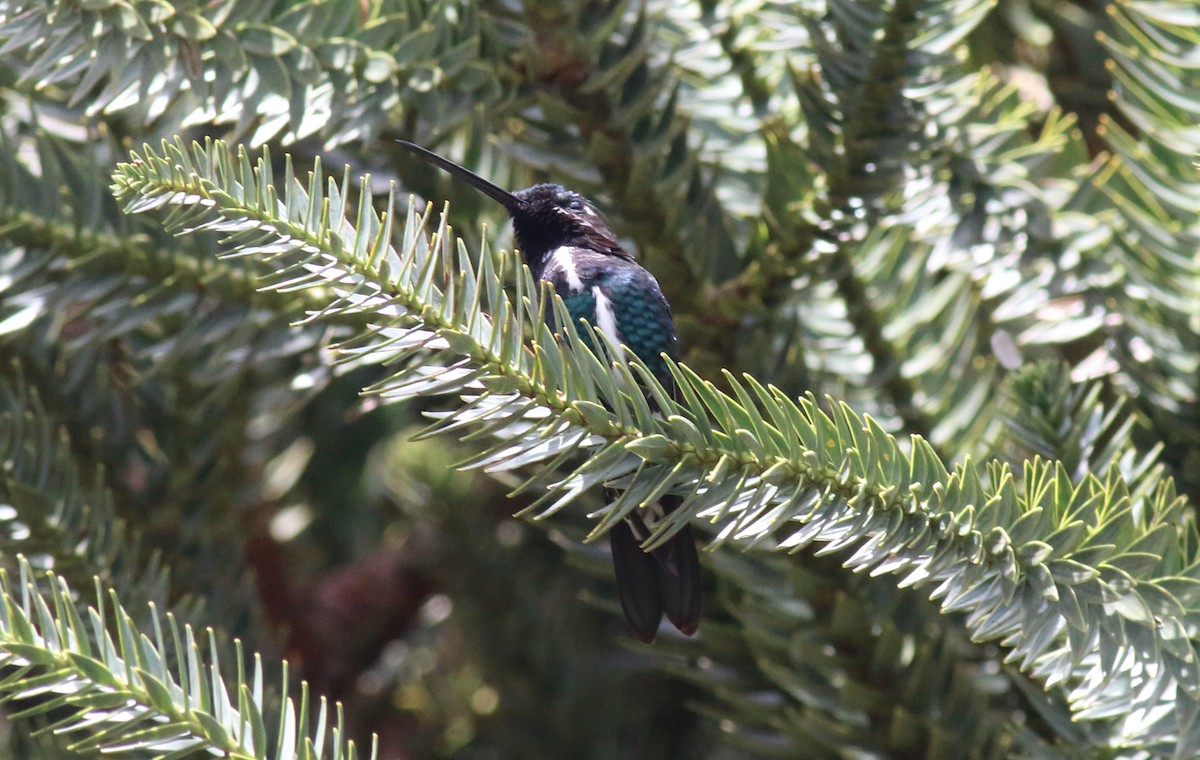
[552, 190, 586, 212]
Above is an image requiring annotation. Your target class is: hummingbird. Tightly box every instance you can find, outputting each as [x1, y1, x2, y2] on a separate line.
[398, 140, 701, 643]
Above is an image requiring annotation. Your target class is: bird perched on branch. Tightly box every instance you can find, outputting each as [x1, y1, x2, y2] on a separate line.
[398, 140, 701, 643]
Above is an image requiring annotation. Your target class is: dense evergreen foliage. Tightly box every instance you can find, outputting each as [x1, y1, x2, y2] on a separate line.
[1, 0, 1198, 758]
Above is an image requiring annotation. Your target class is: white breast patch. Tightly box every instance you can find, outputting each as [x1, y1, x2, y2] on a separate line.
[593, 286, 621, 344]
[550, 246, 584, 291]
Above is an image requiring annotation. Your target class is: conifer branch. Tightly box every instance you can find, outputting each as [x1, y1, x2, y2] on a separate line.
[113, 137, 1200, 755]
[0, 557, 370, 759]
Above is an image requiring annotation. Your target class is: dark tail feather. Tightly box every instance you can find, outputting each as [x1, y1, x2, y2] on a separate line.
[657, 523, 701, 635]
[610, 519, 665, 643]
[609, 494, 702, 643]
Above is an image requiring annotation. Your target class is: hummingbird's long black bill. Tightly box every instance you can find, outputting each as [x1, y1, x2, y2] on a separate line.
[397, 140, 523, 214]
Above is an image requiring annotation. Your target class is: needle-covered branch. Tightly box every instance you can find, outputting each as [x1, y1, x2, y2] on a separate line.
[113, 137, 1200, 754]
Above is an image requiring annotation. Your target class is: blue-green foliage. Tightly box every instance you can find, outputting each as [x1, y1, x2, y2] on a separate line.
[0, 0, 1199, 758]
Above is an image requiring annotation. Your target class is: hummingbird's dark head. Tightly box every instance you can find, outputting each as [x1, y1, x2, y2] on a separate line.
[508, 184, 624, 266]
[396, 141, 627, 271]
